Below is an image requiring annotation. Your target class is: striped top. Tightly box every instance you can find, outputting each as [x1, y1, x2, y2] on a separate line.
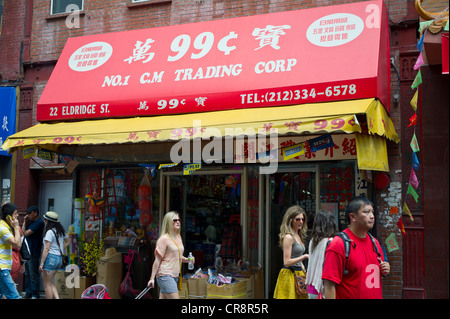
[0, 219, 13, 270]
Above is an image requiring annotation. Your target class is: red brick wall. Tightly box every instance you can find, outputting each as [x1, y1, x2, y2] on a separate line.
[30, 0, 413, 62]
[0, 0, 26, 80]
[420, 0, 449, 15]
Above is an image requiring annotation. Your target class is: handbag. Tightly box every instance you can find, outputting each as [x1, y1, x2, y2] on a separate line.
[52, 229, 69, 268]
[120, 271, 141, 298]
[290, 264, 308, 297]
[20, 236, 32, 261]
[120, 250, 151, 299]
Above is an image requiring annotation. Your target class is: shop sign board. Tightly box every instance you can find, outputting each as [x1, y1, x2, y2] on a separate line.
[183, 163, 202, 175]
[37, 0, 390, 122]
[0, 87, 17, 156]
[234, 134, 357, 164]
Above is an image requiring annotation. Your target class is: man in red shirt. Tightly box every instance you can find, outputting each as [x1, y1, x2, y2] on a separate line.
[322, 196, 390, 299]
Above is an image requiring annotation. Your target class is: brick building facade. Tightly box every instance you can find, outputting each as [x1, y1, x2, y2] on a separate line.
[3, 0, 448, 298]
[1, 0, 28, 206]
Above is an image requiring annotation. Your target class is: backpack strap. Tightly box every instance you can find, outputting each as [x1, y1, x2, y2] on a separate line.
[367, 232, 382, 260]
[367, 232, 388, 278]
[326, 232, 354, 276]
[326, 231, 383, 277]
[335, 232, 354, 275]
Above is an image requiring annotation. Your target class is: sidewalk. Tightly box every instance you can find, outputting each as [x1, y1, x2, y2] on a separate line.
[19, 291, 46, 299]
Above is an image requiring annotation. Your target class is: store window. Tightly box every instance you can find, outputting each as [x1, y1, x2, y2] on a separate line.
[268, 166, 317, 256]
[77, 167, 160, 244]
[267, 160, 365, 296]
[164, 168, 243, 269]
[51, 0, 83, 15]
[319, 161, 357, 231]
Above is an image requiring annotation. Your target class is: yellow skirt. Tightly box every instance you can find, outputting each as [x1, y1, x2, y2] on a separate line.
[273, 268, 308, 299]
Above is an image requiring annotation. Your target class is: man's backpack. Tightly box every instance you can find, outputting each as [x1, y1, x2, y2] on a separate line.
[327, 231, 381, 275]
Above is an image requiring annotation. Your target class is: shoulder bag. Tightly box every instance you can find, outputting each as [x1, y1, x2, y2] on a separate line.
[290, 263, 308, 297]
[20, 236, 32, 261]
[52, 229, 69, 268]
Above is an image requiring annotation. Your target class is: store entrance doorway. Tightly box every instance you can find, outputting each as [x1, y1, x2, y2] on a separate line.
[38, 179, 73, 295]
[160, 168, 244, 270]
[266, 166, 318, 298]
[39, 180, 73, 231]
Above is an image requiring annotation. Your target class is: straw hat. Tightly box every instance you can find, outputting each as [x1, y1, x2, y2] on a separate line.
[100, 247, 121, 262]
[43, 211, 59, 222]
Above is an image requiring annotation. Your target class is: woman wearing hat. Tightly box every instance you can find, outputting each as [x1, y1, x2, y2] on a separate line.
[40, 211, 69, 299]
[147, 211, 194, 299]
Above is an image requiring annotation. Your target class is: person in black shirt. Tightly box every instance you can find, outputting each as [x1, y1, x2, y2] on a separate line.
[22, 206, 44, 299]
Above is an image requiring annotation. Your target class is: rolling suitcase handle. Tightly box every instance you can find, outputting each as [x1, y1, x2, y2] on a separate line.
[135, 286, 151, 299]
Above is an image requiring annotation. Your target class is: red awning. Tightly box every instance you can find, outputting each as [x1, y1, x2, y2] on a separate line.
[37, 0, 390, 122]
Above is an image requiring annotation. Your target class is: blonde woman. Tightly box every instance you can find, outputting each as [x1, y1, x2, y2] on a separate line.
[273, 205, 309, 299]
[147, 211, 194, 299]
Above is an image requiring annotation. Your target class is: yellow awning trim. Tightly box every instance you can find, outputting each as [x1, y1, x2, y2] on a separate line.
[355, 133, 389, 172]
[365, 99, 399, 143]
[2, 98, 398, 153]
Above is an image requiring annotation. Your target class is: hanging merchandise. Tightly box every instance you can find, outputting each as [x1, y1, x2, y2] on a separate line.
[139, 212, 153, 226]
[225, 175, 236, 188]
[138, 184, 152, 198]
[84, 174, 105, 242]
[85, 191, 104, 215]
[85, 174, 105, 219]
[103, 169, 118, 216]
[125, 171, 136, 219]
[219, 215, 241, 261]
[138, 169, 153, 227]
[138, 198, 152, 212]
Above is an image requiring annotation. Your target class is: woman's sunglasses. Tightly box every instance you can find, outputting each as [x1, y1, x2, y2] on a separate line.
[173, 218, 181, 223]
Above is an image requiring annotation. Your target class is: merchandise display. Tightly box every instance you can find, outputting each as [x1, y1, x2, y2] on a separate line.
[170, 174, 242, 268]
[64, 167, 161, 298]
[182, 266, 262, 299]
[62, 161, 361, 299]
[65, 166, 256, 299]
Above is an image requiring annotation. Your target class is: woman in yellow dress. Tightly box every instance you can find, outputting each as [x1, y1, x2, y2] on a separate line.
[273, 205, 309, 299]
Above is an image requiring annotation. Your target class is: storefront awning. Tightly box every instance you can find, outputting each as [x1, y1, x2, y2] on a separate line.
[2, 98, 398, 155]
[36, 0, 391, 122]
